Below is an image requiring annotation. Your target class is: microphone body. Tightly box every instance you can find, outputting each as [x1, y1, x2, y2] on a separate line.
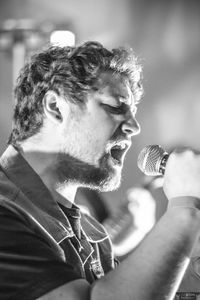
[138, 145, 169, 176]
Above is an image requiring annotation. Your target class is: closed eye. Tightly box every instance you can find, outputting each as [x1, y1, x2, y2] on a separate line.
[102, 103, 129, 115]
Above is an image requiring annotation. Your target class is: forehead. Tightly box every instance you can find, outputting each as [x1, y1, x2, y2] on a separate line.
[94, 71, 134, 106]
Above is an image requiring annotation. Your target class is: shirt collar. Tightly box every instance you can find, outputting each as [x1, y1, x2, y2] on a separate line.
[0, 145, 108, 243]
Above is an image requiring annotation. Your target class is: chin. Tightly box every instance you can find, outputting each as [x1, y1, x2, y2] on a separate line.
[98, 179, 121, 192]
[56, 151, 122, 191]
[87, 169, 122, 192]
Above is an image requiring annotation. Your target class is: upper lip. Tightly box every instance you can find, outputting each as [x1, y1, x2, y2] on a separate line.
[106, 139, 132, 153]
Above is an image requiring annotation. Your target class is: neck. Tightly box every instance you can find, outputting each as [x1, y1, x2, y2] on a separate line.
[18, 140, 78, 206]
[52, 182, 78, 207]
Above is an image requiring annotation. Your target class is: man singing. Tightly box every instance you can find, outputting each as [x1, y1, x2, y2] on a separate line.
[0, 41, 200, 300]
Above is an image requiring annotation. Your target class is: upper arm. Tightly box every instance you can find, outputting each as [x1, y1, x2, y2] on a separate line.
[37, 279, 91, 300]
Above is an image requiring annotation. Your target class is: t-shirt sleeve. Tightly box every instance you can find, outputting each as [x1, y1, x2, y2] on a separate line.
[0, 205, 81, 300]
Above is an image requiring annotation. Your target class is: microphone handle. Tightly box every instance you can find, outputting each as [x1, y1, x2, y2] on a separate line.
[159, 154, 169, 175]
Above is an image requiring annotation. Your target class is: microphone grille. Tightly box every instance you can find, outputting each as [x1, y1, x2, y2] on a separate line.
[137, 145, 166, 176]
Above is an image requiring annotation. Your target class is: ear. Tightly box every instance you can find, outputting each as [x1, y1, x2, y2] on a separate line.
[43, 91, 69, 124]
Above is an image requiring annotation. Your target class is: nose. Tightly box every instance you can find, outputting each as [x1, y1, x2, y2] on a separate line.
[121, 115, 140, 137]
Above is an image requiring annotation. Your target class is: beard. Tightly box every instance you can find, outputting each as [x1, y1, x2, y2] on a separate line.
[54, 151, 122, 192]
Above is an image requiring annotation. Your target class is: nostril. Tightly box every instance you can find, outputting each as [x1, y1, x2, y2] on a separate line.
[122, 119, 140, 136]
[124, 128, 134, 135]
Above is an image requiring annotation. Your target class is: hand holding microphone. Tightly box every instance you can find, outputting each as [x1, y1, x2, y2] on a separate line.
[138, 145, 200, 204]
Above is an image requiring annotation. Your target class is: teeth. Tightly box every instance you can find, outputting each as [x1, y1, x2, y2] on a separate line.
[114, 142, 126, 150]
[119, 142, 126, 149]
[106, 141, 127, 154]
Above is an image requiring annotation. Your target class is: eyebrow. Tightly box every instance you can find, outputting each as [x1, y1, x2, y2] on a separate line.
[112, 92, 128, 102]
[118, 93, 136, 110]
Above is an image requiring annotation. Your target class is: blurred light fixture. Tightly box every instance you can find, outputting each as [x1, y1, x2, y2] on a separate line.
[50, 30, 75, 47]
[0, 19, 75, 84]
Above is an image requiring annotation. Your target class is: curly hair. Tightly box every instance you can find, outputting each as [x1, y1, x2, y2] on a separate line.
[8, 41, 143, 145]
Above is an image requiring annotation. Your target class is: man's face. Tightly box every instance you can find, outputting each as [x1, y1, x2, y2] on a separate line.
[57, 71, 140, 191]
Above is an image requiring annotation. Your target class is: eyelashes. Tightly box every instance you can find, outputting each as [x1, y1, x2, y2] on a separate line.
[102, 104, 126, 115]
[102, 103, 137, 116]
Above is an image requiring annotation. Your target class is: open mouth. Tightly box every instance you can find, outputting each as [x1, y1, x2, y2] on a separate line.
[109, 142, 128, 165]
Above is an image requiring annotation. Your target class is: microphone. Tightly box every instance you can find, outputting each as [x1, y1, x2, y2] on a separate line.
[137, 145, 169, 176]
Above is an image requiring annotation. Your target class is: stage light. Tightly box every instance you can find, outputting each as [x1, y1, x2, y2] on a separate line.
[50, 30, 75, 47]
[0, 19, 75, 83]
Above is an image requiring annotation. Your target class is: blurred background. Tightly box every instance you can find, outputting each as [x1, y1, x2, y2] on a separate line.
[0, 0, 200, 221]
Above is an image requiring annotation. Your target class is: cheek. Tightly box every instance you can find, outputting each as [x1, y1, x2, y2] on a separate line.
[86, 115, 115, 149]
[73, 120, 110, 161]
[89, 111, 117, 138]
[66, 109, 119, 160]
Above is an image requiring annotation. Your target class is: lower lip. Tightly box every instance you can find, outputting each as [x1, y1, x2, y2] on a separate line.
[108, 155, 122, 167]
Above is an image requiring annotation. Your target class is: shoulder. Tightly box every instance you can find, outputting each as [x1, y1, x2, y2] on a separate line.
[0, 196, 66, 262]
[0, 199, 82, 299]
